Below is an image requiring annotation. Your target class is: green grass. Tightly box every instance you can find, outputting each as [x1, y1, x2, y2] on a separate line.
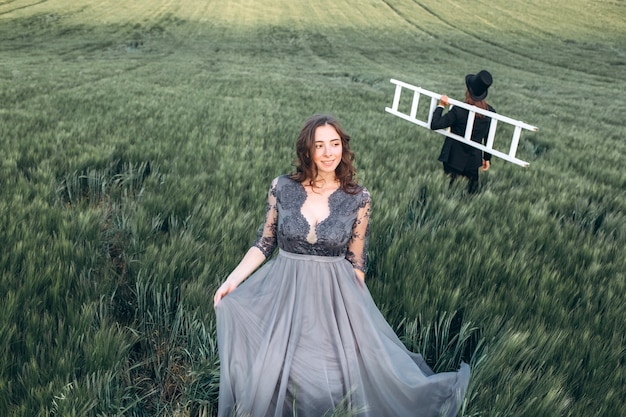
[1, 0, 625, 416]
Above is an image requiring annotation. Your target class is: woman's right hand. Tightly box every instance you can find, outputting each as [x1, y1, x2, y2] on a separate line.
[214, 281, 238, 306]
[213, 247, 267, 306]
[439, 95, 449, 107]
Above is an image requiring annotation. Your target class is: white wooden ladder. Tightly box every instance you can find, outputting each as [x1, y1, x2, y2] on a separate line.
[385, 78, 538, 167]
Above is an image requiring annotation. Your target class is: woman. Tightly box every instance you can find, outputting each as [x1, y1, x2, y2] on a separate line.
[430, 70, 495, 193]
[214, 114, 470, 417]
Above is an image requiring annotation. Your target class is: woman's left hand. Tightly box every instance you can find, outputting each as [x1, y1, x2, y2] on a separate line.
[482, 160, 490, 171]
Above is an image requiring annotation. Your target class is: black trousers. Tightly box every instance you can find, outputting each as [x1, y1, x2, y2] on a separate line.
[443, 163, 479, 193]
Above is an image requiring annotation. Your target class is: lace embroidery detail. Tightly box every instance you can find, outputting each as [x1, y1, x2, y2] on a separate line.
[253, 179, 278, 257]
[253, 176, 370, 272]
[346, 189, 371, 272]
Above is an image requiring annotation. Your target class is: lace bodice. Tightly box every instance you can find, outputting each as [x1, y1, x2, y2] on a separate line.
[253, 175, 371, 272]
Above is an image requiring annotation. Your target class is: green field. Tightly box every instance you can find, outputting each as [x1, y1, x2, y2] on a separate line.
[1, 0, 625, 416]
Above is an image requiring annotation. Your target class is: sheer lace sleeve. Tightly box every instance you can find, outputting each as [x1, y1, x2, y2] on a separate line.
[346, 188, 371, 273]
[252, 178, 278, 258]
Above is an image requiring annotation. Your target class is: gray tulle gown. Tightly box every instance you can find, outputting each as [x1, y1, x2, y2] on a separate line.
[215, 175, 470, 417]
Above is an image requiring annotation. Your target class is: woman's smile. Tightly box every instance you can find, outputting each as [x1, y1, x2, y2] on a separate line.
[313, 124, 343, 175]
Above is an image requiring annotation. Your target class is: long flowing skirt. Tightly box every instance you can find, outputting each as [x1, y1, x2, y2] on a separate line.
[215, 250, 470, 417]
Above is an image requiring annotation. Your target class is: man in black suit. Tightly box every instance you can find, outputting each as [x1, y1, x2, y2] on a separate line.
[430, 70, 494, 193]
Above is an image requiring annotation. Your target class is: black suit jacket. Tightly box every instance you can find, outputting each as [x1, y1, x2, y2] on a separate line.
[430, 105, 495, 172]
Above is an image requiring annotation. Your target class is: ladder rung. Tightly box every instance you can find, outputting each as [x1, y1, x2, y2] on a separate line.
[486, 119, 497, 149]
[509, 126, 522, 157]
[392, 84, 402, 111]
[464, 111, 476, 140]
[410, 90, 420, 119]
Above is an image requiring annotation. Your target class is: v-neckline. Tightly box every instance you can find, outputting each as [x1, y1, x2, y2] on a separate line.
[298, 182, 341, 243]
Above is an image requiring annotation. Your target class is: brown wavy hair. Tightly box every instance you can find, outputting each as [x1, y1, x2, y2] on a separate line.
[465, 89, 489, 119]
[289, 114, 360, 194]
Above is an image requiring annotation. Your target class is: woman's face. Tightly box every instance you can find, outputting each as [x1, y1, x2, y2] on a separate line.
[312, 124, 343, 176]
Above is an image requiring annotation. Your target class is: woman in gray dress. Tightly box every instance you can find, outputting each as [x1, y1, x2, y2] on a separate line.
[213, 114, 470, 417]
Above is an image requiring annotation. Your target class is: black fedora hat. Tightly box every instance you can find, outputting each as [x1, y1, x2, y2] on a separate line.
[465, 70, 493, 101]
